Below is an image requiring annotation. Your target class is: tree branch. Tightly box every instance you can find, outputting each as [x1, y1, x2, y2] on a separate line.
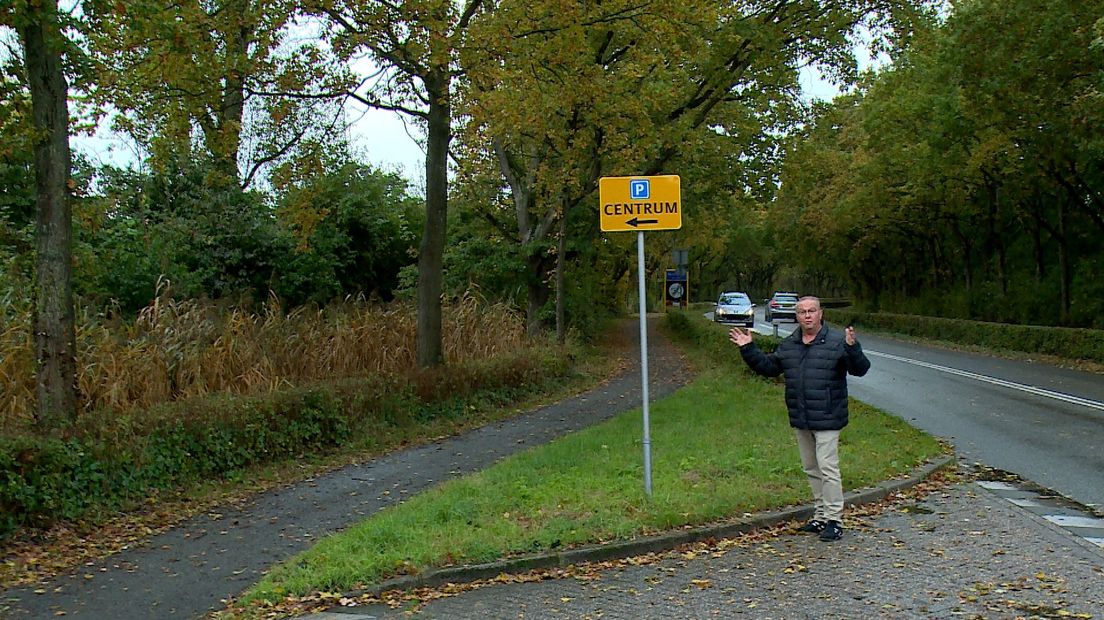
[240, 123, 310, 189]
[457, 0, 485, 31]
[511, 1, 653, 39]
[346, 89, 427, 119]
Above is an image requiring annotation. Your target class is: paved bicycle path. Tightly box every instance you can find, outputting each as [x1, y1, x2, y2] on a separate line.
[0, 317, 691, 619]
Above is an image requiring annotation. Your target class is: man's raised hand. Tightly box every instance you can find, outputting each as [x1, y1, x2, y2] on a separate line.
[729, 326, 753, 347]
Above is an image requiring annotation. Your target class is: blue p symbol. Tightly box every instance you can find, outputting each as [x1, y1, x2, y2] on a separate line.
[630, 179, 650, 200]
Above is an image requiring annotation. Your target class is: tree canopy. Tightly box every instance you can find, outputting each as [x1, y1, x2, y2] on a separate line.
[773, 0, 1104, 326]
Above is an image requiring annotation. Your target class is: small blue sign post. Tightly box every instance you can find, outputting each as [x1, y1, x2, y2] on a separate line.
[665, 269, 688, 309]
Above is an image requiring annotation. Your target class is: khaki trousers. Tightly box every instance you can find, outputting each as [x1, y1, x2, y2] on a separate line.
[794, 429, 844, 522]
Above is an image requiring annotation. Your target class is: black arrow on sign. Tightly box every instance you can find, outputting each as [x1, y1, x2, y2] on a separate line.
[626, 217, 658, 227]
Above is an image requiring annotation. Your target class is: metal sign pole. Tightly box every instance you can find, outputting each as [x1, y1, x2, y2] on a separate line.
[599, 174, 681, 498]
[637, 230, 653, 496]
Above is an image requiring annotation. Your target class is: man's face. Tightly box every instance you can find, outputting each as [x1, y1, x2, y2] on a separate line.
[796, 300, 822, 331]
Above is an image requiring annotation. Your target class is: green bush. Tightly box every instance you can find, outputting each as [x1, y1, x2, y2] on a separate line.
[0, 436, 109, 534]
[824, 309, 1104, 364]
[0, 349, 575, 540]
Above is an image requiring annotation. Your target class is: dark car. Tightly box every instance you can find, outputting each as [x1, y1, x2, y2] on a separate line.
[713, 291, 755, 327]
[764, 292, 799, 322]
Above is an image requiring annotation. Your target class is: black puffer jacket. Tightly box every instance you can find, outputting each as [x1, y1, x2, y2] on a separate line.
[739, 323, 871, 431]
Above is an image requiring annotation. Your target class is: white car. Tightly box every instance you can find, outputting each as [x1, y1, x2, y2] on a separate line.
[765, 291, 799, 322]
[713, 292, 755, 327]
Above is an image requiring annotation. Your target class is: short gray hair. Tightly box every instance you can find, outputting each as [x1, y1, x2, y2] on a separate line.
[797, 296, 821, 309]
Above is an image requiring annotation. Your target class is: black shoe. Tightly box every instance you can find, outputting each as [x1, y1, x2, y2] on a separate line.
[798, 519, 827, 534]
[819, 520, 843, 541]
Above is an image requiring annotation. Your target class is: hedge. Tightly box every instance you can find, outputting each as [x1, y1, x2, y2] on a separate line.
[824, 309, 1104, 364]
[0, 350, 573, 539]
[669, 306, 1102, 366]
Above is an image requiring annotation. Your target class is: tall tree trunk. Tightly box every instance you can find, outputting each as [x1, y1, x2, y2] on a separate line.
[493, 143, 560, 335]
[1057, 197, 1071, 324]
[416, 70, 449, 368]
[983, 178, 1008, 296]
[215, 17, 249, 186]
[555, 211, 566, 345]
[927, 235, 939, 288]
[525, 252, 551, 337]
[187, 1, 250, 188]
[1028, 196, 1046, 283]
[951, 220, 973, 292]
[18, 0, 77, 430]
[1029, 190, 1072, 324]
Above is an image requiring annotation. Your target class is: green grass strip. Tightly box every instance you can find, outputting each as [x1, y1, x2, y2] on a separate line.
[246, 350, 943, 603]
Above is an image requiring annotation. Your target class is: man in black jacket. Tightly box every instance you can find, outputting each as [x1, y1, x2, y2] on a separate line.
[729, 296, 870, 541]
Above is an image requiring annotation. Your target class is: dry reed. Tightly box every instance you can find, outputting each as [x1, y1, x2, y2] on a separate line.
[0, 292, 526, 432]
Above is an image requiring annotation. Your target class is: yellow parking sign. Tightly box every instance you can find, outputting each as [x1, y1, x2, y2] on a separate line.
[599, 175, 682, 232]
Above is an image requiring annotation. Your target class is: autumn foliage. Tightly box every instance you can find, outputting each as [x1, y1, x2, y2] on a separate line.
[1, 293, 524, 432]
[0, 294, 575, 539]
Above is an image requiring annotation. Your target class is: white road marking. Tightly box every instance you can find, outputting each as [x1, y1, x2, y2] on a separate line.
[976, 481, 1020, 491]
[865, 350, 1104, 412]
[1043, 514, 1104, 529]
[975, 481, 1104, 550]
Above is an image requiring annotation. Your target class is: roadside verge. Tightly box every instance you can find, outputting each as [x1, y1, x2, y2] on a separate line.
[356, 455, 955, 597]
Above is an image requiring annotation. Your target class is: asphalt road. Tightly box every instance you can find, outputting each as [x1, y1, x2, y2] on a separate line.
[726, 309, 1104, 511]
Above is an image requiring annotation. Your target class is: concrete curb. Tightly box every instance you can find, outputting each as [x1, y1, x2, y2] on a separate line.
[360, 454, 957, 597]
